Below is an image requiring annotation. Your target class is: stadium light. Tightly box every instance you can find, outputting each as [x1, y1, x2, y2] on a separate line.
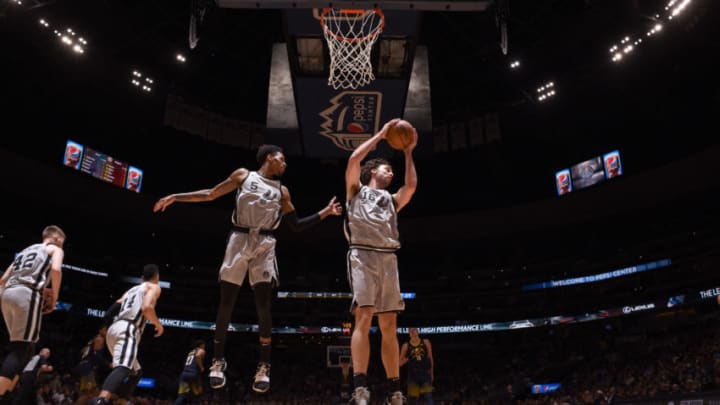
[131, 70, 153, 93]
[537, 81, 556, 102]
[670, 0, 691, 16]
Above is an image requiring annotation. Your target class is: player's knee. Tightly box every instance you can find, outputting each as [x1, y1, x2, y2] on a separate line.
[9, 341, 33, 359]
[127, 368, 142, 384]
[100, 366, 130, 394]
[379, 323, 397, 336]
[377, 315, 397, 334]
[0, 342, 33, 380]
[354, 307, 373, 328]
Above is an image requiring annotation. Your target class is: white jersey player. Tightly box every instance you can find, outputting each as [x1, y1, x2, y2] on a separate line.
[345, 119, 418, 405]
[89, 264, 163, 405]
[153, 144, 342, 393]
[0, 225, 65, 400]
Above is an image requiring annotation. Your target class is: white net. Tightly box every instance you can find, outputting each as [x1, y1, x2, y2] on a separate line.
[321, 8, 385, 90]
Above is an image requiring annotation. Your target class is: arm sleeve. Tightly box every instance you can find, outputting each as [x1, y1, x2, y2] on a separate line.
[102, 302, 121, 328]
[283, 211, 322, 232]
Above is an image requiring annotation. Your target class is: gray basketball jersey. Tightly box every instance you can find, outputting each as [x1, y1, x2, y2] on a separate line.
[117, 283, 148, 333]
[345, 185, 400, 251]
[6, 243, 52, 291]
[232, 171, 283, 230]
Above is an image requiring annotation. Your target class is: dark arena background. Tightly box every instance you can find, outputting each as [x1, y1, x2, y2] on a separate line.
[1, 0, 720, 404]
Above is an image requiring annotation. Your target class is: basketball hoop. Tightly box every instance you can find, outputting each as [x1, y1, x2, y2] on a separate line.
[320, 8, 385, 90]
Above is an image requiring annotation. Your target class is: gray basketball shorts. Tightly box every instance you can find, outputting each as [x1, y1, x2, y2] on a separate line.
[219, 231, 278, 287]
[347, 248, 405, 314]
[106, 319, 142, 371]
[1, 285, 44, 343]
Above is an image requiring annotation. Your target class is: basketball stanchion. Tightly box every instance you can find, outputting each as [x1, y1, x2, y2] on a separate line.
[339, 357, 352, 401]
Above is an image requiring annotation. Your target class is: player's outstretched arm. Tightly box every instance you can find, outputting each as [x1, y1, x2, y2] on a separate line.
[346, 119, 401, 200]
[153, 168, 250, 212]
[393, 125, 418, 212]
[281, 187, 342, 232]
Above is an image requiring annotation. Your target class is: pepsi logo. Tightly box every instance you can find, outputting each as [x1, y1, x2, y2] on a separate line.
[346, 122, 367, 133]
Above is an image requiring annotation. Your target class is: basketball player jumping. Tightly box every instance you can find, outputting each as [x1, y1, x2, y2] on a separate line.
[0, 225, 65, 403]
[88, 264, 163, 405]
[153, 145, 342, 393]
[345, 119, 418, 405]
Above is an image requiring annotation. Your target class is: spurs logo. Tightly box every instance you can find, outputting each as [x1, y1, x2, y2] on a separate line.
[262, 189, 279, 201]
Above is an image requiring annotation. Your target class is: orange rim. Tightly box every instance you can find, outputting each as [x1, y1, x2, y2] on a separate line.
[320, 8, 385, 44]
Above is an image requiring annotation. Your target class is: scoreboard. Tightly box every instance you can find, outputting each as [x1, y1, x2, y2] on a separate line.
[80, 147, 128, 187]
[63, 140, 143, 193]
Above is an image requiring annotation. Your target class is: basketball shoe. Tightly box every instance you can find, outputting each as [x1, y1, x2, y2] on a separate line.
[209, 358, 227, 389]
[385, 391, 407, 405]
[350, 386, 370, 405]
[252, 362, 270, 393]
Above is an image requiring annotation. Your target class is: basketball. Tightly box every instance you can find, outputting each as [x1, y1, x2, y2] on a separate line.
[386, 120, 416, 150]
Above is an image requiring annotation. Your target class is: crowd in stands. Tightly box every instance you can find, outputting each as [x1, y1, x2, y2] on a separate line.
[1, 306, 720, 405]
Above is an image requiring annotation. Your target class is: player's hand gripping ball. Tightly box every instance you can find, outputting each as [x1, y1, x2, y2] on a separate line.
[385, 120, 416, 150]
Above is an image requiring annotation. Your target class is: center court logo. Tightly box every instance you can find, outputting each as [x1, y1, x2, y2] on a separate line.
[319, 91, 383, 151]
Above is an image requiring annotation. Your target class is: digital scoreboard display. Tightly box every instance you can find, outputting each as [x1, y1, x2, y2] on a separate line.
[570, 156, 605, 190]
[80, 147, 128, 187]
[64, 140, 143, 193]
[555, 150, 623, 196]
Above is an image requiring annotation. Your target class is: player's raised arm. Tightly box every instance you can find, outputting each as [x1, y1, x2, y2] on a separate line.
[153, 168, 250, 212]
[346, 119, 401, 200]
[392, 125, 418, 212]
